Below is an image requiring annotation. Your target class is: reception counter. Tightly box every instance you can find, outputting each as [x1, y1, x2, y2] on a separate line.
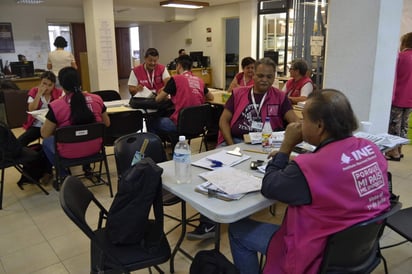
[10, 76, 41, 90]
[168, 67, 212, 86]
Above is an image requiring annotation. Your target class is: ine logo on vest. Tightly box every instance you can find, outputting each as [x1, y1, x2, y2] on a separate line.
[340, 144, 376, 165]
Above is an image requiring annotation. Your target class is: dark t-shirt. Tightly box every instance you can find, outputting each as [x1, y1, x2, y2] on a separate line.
[225, 91, 291, 139]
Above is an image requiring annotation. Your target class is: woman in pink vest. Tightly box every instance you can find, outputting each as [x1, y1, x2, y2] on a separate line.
[127, 47, 170, 96]
[385, 32, 412, 161]
[282, 59, 313, 104]
[227, 57, 255, 93]
[41, 67, 110, 178]
[228, 89, 390, 274]
[18, 71, 63, 146]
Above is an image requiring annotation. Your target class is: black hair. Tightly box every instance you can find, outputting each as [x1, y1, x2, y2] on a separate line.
[306, 89, 358, 139]
[41, 71, 56, 83]
[53, 36, 68, 48]
[58, 67, 95, 125]
[176, 54, 193, 71]
[144, 48, 159, 58]
[178, 48, 185, 55]
[241, 57, 256, 69]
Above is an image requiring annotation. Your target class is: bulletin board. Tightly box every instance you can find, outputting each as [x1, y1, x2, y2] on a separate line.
[0, 23, 15, 53]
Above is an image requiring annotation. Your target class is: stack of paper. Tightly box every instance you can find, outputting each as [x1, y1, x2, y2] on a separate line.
[198, 166, 262, 195]
[192, 149, 251, 170]
[355, 132, 410, 151]
[195, 182, 245, 200]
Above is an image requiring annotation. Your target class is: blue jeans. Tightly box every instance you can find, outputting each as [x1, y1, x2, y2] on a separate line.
[147, 116, 177, 134]
[42, 136, 69, 177]
[229, 218, 279, 274]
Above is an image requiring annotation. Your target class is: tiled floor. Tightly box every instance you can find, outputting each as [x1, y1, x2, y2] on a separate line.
[1, 83, 412, 273]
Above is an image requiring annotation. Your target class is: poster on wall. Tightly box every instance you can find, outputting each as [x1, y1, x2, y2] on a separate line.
[0, 23, 15, 53]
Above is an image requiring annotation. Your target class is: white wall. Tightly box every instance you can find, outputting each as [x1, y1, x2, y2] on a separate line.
[0, 4, 83, 70]
[324, 0, 403, 134]
[140, 3, 243, 89]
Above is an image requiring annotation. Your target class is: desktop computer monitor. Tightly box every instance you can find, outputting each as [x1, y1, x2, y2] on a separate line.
[264, 51, 279, 66]
[10, 61, 34, 78]
[189, 51, 203, 67]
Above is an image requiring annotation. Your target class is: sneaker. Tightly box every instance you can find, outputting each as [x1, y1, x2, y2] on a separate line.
[186, 223, 216, 240]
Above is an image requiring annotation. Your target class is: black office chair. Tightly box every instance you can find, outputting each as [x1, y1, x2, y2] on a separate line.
[59, 176, 171, 274]
[0, 128, 49, 209]
[92, 90, 121, 101]
[318, 202, 402, 274]
[170, 104, 211, 152]
[381, 206, 412, 249]
[53, 123, 113, 197]
[103, 110, 144, 147]
[114, 132, 199, 273]
[114, 132, 193, 233]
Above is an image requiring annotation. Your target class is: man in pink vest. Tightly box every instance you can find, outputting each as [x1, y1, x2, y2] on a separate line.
[188, 57, 300, 241]
[128, 47, 170, 96]
[228, 89, 390, 274]
[218, 57, 299, 146]
[149, 54, 214, 145]
[282, 59, 313, 104]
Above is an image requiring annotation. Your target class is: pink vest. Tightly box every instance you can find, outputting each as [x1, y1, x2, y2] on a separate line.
[23, 87, 62, 129]
[170, 71, 205, 124]
[264, 137, 390, 274]
[133, 64, 166, 93]
[234, 72, 254, 87]
[217, 86, 288, 144]
[392, 49, 412, 108]
[285, 76, 313, 97]
[49, 93, 105, 159]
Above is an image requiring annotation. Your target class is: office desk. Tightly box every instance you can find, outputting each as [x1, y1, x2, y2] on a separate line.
[29, 99, 135, 123]
[169, 67, 213, 86]
[158, 143, 275, 272]
[209, 88, 230, 106]
[10, 76, 41, 90]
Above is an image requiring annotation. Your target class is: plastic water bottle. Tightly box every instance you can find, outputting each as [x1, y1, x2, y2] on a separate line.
[173, 135, 191, 184]
[262, 117, 273, 153]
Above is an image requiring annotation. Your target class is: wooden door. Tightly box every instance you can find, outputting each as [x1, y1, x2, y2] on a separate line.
[115, 27, 131, 79]
[71, 23, 87, 80]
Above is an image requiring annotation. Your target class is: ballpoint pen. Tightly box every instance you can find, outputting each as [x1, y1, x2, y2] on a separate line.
[206, 158, 223, 168]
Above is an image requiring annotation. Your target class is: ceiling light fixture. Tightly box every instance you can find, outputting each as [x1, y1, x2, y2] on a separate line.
[160, 0, 209, 9]
[16, 0, 44, 4]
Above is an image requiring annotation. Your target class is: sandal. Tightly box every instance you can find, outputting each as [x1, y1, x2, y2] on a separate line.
[385, 155, 401, 162]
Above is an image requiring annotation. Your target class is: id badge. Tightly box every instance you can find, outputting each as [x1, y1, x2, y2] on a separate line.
[251, 120, 263, 131]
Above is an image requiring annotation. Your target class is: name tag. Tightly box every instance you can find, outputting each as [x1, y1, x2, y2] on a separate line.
[251, 121, 263, 131]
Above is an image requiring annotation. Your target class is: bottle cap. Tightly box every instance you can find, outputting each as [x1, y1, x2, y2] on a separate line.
[179, 135, 186, 142]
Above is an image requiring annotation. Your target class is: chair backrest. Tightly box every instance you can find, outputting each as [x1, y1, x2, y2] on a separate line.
[104, 110, 144, 146]
[92, 90, 121, 101]
[114, 132, 167, 178]
[1, 89, 28, 128]
[59, 176, 126, 270]
[54, 123, 105, 157]
[319, 202, 402, 273]
[177, 103, 211, 139]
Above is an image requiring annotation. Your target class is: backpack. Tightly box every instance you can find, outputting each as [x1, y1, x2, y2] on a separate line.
[190, 249, 240, 274]
[0, 122, 22, 162]
[106, 157, 164, 246]
[17, 143, 49, 185]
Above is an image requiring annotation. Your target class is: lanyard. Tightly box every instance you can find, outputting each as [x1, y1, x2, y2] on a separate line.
[144, 64, 155, 89]
[250, 88, 267, 117]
